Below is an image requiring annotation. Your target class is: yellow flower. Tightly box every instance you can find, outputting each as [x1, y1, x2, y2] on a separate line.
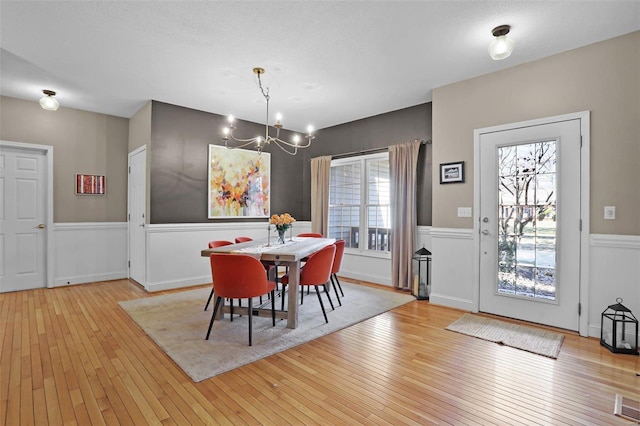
[270, 213, 296, 230]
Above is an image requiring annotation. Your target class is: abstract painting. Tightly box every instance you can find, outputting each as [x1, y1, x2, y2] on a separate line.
[207, 145, 270, 218]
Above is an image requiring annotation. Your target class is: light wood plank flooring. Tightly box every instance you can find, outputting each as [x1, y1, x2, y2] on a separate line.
[1, 279, 639, 425]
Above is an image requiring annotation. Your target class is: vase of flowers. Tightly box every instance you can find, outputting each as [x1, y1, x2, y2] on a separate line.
[270, 213, 295, 244]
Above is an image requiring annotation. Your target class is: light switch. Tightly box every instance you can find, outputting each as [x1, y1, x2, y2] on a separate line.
[604, 206, 616, 220]
[457, 207, 472, 218]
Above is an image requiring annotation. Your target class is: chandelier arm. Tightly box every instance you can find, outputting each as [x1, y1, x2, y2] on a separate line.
[272, 139, 298, 156]
[225, 138, 262, 149]
[271, 137, 312, 149]
[227, 134, 262, 143]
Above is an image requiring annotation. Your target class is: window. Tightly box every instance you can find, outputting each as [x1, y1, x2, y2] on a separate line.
[328, 153, 391, 253]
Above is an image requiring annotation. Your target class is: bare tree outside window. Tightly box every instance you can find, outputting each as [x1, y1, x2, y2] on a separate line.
[497, 140, 557, 300]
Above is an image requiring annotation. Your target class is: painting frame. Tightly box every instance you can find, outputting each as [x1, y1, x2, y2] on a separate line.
[75, 173, 106, 195]
[439, 161, 465, 184]
[207, 145, 271, 219]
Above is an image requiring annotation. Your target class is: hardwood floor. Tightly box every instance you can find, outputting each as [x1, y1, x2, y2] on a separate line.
[1, 279, 639, 425]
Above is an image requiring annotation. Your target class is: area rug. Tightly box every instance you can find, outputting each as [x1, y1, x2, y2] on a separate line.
[119, 283, 414, 382]
[446, 313, 564, 359]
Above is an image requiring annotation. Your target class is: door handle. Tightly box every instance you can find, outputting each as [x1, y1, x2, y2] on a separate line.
[37, 224, 45, 229]
[139, 223, 145, 228]
[481, 229, 490, 235]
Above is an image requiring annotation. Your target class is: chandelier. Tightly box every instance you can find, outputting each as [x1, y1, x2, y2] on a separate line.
[222, 67, 315, 155]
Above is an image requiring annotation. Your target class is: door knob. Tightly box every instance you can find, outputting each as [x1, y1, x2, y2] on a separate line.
[37, 224, 45, 229]
[139, 223, 145, 228]
[481, 229, 490, 235]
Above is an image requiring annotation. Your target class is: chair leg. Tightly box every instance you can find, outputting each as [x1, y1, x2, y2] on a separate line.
[333, 273, 344, 297]
[271, 290, 276, 326]
[248, 297, 253, 346]
[230, 299, 234, 322]
[315, 286, 329, 323]
[206, 296, 223, 340]
[324, 284, 335, 311]
[301, 286, 305, 305]
[281, 284, 287, 311]
[204, 288, 214, 311]
[330, 275, 342, 307]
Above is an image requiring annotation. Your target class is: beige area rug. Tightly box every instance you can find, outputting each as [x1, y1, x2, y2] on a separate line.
[119, 283, 414, 382]
[446, 313, 564, 359]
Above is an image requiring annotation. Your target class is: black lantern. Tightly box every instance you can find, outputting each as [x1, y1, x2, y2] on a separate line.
[412, 246, 431, 300]
[600, 298, 638, 355]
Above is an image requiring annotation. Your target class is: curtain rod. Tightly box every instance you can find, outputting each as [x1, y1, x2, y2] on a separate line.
[329, 139, 431, 160]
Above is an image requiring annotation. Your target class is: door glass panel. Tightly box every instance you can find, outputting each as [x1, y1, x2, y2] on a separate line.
[497, 140, 557, 301]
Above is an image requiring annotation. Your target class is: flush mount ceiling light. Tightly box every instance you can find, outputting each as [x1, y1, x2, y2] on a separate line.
[222, 67, 315, 155]
[39, 89, 59, 111]
[488, 25, 515, 60]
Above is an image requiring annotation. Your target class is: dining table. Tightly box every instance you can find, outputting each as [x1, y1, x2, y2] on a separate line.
[200, 236, 335, 329]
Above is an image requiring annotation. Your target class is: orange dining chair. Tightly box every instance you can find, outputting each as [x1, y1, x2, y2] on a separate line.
[206, 253, 277, 346]
[297, 233, 323, 238]
[330, 240, 346, 306]
[204, 240, 234, 311]
[280, 244, 336, 323]
[235, 236, 253, 243]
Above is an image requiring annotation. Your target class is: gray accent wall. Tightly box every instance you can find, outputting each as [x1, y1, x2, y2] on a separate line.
[149, 101, 305, 223]
[302, 103, 433, 225]
[148, 101, 432, 225]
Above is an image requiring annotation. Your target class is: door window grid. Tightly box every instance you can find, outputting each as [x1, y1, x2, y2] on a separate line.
[497, 140, 557, 300]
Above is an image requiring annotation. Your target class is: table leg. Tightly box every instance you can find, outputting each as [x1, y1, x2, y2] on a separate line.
[287, 261, 300, 329]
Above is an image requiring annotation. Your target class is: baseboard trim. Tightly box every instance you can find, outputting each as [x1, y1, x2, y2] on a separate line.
[145, 276, 210, 293]
[429, 293, 474, 312]
[54, 272, 127, 287]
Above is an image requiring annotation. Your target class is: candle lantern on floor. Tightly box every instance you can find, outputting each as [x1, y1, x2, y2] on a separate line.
[600, 298, 638, 355]
[412, 246, 431, 300]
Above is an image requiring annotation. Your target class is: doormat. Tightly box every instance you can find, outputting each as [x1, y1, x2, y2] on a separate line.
[614, 394, 640, 422]
[446, 313, 564, 359]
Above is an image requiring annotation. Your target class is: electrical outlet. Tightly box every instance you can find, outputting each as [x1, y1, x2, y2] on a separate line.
[604, 206, 616, 220]
[457, 207, 472, 218]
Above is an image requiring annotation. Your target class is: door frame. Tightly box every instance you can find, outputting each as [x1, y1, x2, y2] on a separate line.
[0, 140, 54, 288]
[472, 111, 590, 336]
[127, 145, 147, 287]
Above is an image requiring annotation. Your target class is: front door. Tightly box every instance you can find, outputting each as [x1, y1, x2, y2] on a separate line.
[478, 117, 583, 331]
[0, 145, 48, 292]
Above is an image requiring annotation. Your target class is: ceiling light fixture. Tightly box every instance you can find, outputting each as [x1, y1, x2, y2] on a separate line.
[488, 25, 515, 60]
[222, 67, 315, 155]
[39, 89, 60, 111]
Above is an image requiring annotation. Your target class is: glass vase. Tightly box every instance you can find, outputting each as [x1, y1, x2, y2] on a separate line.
[277, 228, 286, 244]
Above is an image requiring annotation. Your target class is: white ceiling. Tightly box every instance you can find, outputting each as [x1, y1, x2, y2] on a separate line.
[1, 1, 639, 132]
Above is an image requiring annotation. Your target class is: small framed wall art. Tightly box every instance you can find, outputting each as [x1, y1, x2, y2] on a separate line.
[75, 173, 106, 195]
[439, 161, 465, 184]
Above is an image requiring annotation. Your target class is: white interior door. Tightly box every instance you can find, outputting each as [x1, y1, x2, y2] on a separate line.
[478, 118, 582, 331]
[128, 147, 146, 285]
[0, 145, 48, 292]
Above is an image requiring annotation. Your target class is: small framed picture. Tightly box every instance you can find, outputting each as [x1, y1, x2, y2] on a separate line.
[75, 174, 106, 195]
[439, 161, 465, 184]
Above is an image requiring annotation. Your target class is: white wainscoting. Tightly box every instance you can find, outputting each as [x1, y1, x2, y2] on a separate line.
[54, 222, 128, 286]
[588, 234, 640, 339]
[429, 228, 640, 339]
[145, 221, 313, 292]
[429, 227, 476, 311]
[317, 226, 432, 287]
[144, 223, 432, 292]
